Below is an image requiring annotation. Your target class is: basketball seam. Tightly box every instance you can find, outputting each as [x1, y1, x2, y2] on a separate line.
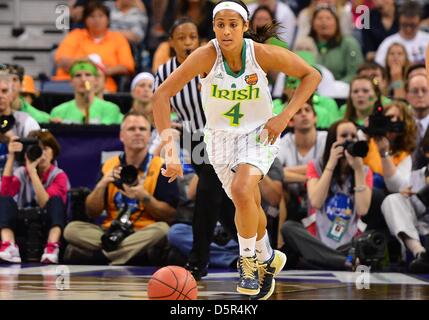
[148, 278, 178, 299]
[167, 266, 186, 300]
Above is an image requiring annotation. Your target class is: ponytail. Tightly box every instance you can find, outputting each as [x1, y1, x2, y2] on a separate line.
[245, 22, 282, 43]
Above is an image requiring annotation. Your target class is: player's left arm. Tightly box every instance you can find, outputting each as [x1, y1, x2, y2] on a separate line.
[255, 43, 321, 143]
[426, 44, 429, 86]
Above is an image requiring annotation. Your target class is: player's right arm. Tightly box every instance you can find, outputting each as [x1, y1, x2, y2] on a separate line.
[152, 43, 216, 182]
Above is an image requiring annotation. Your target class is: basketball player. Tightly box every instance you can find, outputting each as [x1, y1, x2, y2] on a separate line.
[153, 0, 321, 300]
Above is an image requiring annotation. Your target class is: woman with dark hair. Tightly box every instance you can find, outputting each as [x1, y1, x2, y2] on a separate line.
[0, 130, 70, 264]
[154, 17, 237, 283]
[297, 0, 353, 40]
[385, 42, 410, 99]
[308, 5, 363, 83]
[55, 1, 135, 92]
[282, 119, 373, 270]
[364, 101, 416, 192]
[153, 0, 320, 299]
[341, 75, 383, 127]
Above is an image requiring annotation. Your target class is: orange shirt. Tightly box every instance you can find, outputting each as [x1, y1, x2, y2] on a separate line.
[364, 138, 409, 175]
[54, 28, 135, 92]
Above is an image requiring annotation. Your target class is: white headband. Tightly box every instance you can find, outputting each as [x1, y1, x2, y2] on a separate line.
[131, 72, 155, 91]
[212, 2, 248, 21]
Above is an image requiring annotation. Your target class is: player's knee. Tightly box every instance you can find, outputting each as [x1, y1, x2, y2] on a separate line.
[231, 183, 253, 206]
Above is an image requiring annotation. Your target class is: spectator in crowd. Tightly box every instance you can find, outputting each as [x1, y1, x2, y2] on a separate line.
[341, 75, 383, 127]
[308, 5, 364, 83]
[50, 59, 123, 125]
[406, 74, 429, 169]
[406, 62, 426, 80]
[248, 0, 297, 46]
[63, 111, 179, 265]
[277, 99, 327, 223]
[361, 0, 399, 61]
[356, 62, 389, 97]
[292, 36, 350, 99]
[363, 101, 416, 192]
[4, 64, 50, 124]
[55, 1, 135, 92]
[130, 72, 155, 125]
[282, 120, 373, 270]
[296, 0, 353, 41]
[381, 128, 429, 273]
[175, 0, 216, 43]
[280, 66, 340, 129]
[0, 130, 69, 264]
[68, 0, 113, 29]
[385, 42, 410, 99]
[375, 1, 429, 67]
[0, 71, 40, 174]
[109, 0, 148, 45]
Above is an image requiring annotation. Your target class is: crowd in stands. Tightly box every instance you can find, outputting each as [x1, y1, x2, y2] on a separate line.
[1, 0, 429, 276]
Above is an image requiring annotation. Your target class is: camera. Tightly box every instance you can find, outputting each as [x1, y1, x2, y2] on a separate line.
[101, 205, 135, 252]
[353, 230, 386, 270]
[364, 104, 405, 137]
[0, 114, 15, 134]
[113, 165, 139, 190]
[15, 138, 43, 164]
[341, 140, 369, 158]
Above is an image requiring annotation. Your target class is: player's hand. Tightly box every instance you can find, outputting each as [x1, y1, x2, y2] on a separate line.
[161, 163, 183, 183]
[258, 115, 288, 145]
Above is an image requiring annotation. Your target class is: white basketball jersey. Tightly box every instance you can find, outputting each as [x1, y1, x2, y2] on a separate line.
[200, 39, 274, 133]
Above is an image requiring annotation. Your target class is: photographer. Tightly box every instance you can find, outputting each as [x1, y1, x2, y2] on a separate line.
[381, 128, 429, 273]
[282, 120, 373, 270]
[63, 111, 179, 265]
[363, 101, 417, 193]
[0, 130, 69, 264]
[0, 70, 40, 174]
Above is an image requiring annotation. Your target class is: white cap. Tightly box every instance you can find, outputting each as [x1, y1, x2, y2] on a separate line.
[131, 72, 155, 91]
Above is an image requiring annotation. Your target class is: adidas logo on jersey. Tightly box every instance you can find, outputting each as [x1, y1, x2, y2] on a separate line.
[215, 72, 224, 79]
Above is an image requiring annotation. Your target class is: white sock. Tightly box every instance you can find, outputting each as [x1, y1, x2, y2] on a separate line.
[238, 234, 257, 257]
[255, 230, 273, 262]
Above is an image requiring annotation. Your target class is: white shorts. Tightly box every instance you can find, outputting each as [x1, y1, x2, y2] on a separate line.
[204, 125, 279, 199]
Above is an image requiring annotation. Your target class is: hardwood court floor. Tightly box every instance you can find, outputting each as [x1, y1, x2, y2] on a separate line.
[1, 264, 429, 300]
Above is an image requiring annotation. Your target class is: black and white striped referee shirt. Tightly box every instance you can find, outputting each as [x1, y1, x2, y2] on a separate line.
[154, 57, 206, 133]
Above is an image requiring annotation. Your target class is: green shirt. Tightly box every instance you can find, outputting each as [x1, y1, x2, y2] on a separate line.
[50, 97, 123, 125]
[273, 94, 341, 129]
[338, 96, 392, 126]
[19, 97, 51, 124]
[317, 36, 364, 83]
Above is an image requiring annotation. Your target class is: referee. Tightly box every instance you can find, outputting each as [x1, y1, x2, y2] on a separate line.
[154, 17, 236, 280]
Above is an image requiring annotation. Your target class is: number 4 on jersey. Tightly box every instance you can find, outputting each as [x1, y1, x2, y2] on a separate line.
[223, 103, 244, 126]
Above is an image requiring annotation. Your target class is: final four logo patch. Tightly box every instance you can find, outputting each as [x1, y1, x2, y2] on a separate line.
[245, 73, 258, 85]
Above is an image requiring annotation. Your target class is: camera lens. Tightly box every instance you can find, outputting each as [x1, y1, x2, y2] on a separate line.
[344, 141, 369, 158]
[120, 165, 139, 186]
[26, 145, 43, 162]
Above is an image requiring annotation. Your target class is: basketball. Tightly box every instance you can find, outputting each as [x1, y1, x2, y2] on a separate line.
[147, 266, 198, 300]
